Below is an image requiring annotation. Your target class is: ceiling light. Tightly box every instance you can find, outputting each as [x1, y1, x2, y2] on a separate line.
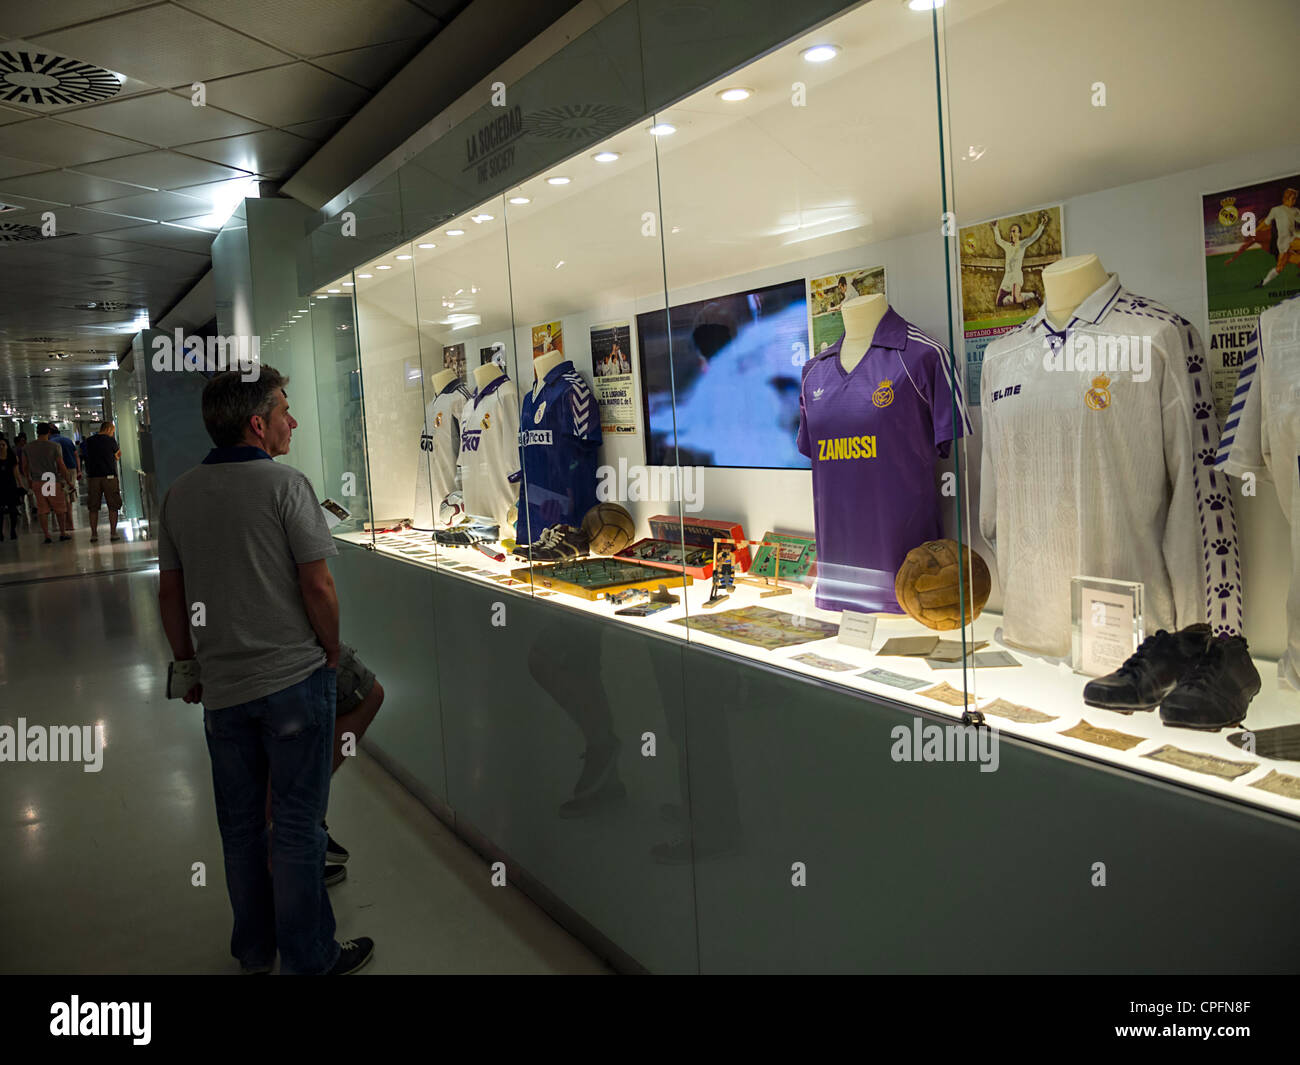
[962, 144, 986, 161]
[395, 254, 412, 260]
[593, 151, 620, 163]
[342, 281, 354, 286]
[376, 264, 392, 270]
[545, 176, 570, 185]
[508, 196, 530, 205]
[717, 87, 752, 102]
[471, 213, 494, 223]
[801, 44, 840, 62]
[446, 228, 465, 236]
[357, 273, 373, 279]
[417, 242, 436, 249]
[905, 0, 945, 10]
[554, 260, 565, 269]
[648, 123, 675, 136]
[316, 295, 328, 299]
[327, 289, 341, 293]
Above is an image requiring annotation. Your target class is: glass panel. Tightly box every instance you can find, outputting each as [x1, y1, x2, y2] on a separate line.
[351, 244, 425, 556]
[408, 192, 515, 573]
[939, 0, 1300, 817]
[308, 274, 373, 544]
[652, 2, 971, 714]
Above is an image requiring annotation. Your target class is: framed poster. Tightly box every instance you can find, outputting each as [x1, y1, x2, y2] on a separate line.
[959, 205, 1064, 403]
[809, 266, 886, 355]
[1202, 174, 1300, 422]
[531, 321, 562, 360]
[590, 320, 636, 434]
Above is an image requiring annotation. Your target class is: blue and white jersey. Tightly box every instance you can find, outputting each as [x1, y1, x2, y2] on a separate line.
[980, 273, 1241, 656]
[458, 372, 520, 528]
[1217, 294, 1300, 688]
[514, 359, 602, 544]
[414, 376, 471, 529]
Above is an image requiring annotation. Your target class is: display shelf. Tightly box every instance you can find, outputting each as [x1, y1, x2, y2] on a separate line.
[336, 528, 1300, 821]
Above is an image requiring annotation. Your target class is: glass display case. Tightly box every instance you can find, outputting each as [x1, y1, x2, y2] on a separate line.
[305, 0, 1300, 826]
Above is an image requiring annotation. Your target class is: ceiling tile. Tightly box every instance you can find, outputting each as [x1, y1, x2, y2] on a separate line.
[172, 128, 315, 177]
[176, 0, 440, 58]
[82, 187, 213, 221]
[0, 103, 30, 125]
[283, 116, 347, 142]
[0, 168, 144, 205]
[0, 151, 46, 178]
[0, 117, 149, 167]
[0, 1, 157, 41]
[204, 62, 368, 129]
[3, 203, 148, 234]
[75, 149, 251, 188]
[311, 38, 425, 90]
[100, 221, 216, 254]
[60, 90, 265, 147]
[33, 5, 293, 85]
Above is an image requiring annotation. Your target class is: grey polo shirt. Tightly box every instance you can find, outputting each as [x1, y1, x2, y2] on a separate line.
[158, 446, 338, 710]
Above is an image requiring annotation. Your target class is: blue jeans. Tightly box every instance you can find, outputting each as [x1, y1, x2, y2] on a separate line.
[204, 666, 339, 975]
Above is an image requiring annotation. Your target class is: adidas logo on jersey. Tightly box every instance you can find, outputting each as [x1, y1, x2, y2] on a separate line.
[812, 387, 825, 400]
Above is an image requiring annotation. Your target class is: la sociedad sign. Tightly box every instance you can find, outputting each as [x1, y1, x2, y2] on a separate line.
[465, 105, 524, 183]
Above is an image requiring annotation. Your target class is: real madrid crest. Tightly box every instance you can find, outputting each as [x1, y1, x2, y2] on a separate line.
[434, 411, 443, 428]
[482, 412, 491, 429]
[1218, 197, 1239, 227]
[1085, 373, 1112, 411]
[872, 379, 894, 408]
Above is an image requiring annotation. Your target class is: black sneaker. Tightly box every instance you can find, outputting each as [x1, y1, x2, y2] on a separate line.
[324, 824, 349, 865]
[1082, 625, 1211, 712]
[326, 937, 374, 975]
[1160, 635, 1261, 731]
[324, 864, 347, 887]
[529, 525, 589, 562]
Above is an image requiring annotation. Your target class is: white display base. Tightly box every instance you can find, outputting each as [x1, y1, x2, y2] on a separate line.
[341, 529, 1300, 821]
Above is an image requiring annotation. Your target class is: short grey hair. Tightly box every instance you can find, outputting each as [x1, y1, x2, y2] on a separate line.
[201, 366, 288, 447]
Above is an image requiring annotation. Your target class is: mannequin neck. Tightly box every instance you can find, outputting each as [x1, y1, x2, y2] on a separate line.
[474, 362, 505, 392]
[533, 350, 565, 393]
[1043, 254, 1109, 329]
[838, 294, 889, 373]
[429, 368, 459, 394]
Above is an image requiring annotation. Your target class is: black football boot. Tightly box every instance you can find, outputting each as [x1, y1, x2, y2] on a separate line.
[530, 525, 590, 562]
[1082, 624, 1211, 713]
[1159, 635, 1261, 731]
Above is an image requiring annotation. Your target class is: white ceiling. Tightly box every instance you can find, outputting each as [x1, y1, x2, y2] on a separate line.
[344, 0, 1298, 362]
[0, 0, 465, 418]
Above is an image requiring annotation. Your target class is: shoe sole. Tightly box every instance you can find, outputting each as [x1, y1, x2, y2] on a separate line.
[1160, 683, 1259, 732]
[324, 867, 347, 887]
[1082, 699, 1159, 714]
[326, 852, 349, 864]
[330, 945, 375, 976]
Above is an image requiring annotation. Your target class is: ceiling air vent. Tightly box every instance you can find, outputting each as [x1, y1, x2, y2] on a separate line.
[527, 103, 638, 142]
[0, 50, 123, 107]
[77, 301, 137, 312]
[0, 222, 45, 242]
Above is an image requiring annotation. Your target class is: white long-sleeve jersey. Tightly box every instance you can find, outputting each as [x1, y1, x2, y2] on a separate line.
[979, 274, 1241, 656]
[457, 373, 521, 529]
[1217, 294, 1300, 688]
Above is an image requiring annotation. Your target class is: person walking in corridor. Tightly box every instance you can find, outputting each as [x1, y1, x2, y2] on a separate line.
[25, 423, 73, 544]
[84, 421, 124, 543]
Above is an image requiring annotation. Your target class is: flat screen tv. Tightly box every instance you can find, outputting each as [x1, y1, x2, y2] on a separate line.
[637, 278, 811, 469]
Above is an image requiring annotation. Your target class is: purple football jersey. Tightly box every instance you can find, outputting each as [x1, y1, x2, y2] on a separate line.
[796, 308, 970, 613]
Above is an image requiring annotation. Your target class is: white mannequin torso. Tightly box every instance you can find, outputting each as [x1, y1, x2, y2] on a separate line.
[533, 350, 564, 397]
[474, 362, 505, 392]
[429, 367, 458, 395]
[1042, 253, 1109, 329]
[838, 294, 889, 373]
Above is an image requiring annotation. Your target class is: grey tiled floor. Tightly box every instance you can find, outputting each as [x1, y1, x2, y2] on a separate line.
[0, 525, 610, 974]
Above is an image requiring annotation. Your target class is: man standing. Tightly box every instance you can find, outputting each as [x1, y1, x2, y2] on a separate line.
[156, 368, 373, 976]
[83, 421, 124, 543]
[48, 424, 81, 531]
[25, 423, 73, 544]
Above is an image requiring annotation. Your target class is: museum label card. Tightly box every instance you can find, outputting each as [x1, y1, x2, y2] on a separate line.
[979, 698, 1057, 724]
[837, 611, 877, 651]
[1142, 745, 1257, 781]
[1060, 719, 1144, 751]
[918, 681, 975, 705]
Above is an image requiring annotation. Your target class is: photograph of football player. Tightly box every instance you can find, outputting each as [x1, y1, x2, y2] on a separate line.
[990, 211, 1048, 307]
[1258, 187, 1300, 289]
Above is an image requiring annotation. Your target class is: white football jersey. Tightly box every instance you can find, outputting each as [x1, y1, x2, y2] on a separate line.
[413, 377, 470, 529]
[979, 274, 1242, 656]
[1217, 294, 1300, 688]
[457, 373, 521, 529]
